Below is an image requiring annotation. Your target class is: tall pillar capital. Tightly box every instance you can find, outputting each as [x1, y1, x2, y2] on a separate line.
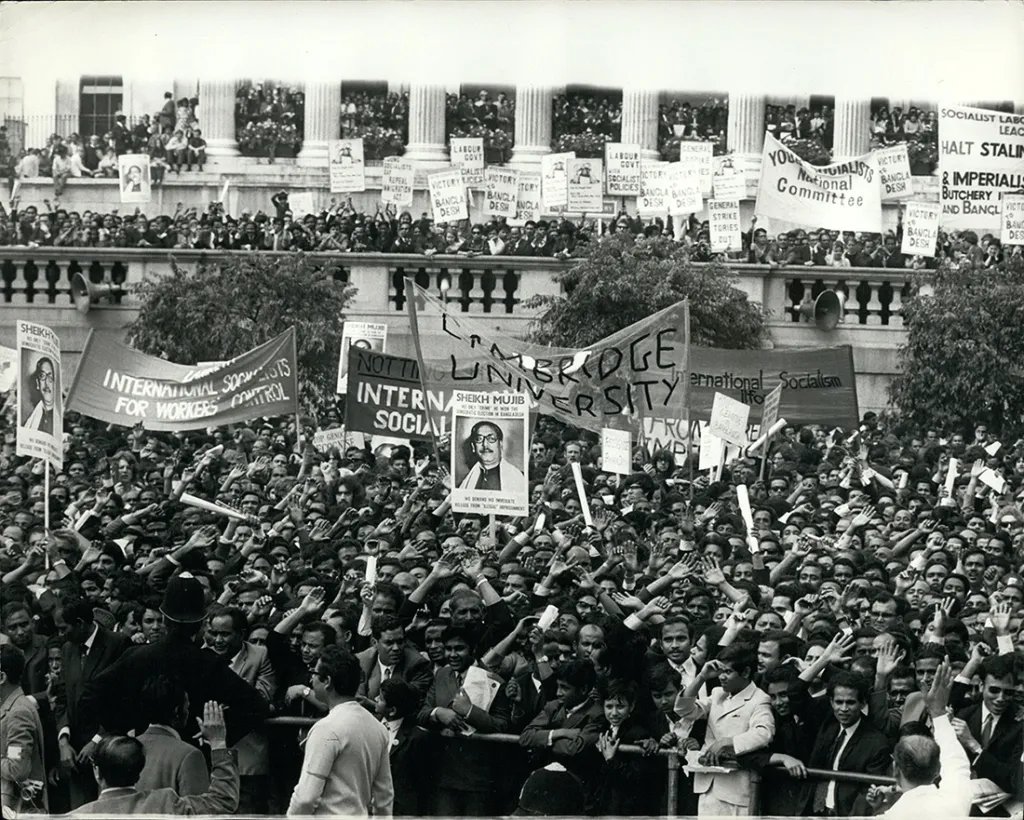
[297, 82, 342, 166]
[404, 84, 448, 165]
[203, 80, 240, 160]
[726, 94, 766, 198]
[832, 98, 872, 161]
[621, 89, 660, 162]
[509, 85, 553, 169]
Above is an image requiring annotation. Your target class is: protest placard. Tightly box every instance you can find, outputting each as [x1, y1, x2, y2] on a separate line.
[428, 169, 468, 223]
[709, 392, 751, 446]
[382, 157, 415, 207]
[345, 348, 446, 439]
[484, 167, 520, 219]
[714, 171, 746, 201]
[567, 158, 604, 213]
[328, 139, 366, 193]
[511, 172, 542, 225]
[708, 199, 742, 252]
[336, 322, 387, 393]
[638, 417, 690, 462]
[17, 321, 62, 469]
[118, 154, 152, 205]
[66, 329, 298, 432]
[901, 201, 941, 257]
[601, 427, 632, 475]
[669, 160, 703, 216]
[1001, 192, 1024, 245]
[450, 137, 485, 187]
[761, 382, 783, 432]
[675, 141, 714, 195]
[638, 161, 670, 216]
[312, 427, 353, 454]
[541, 153, 574, 210]
[605, 143, 642, 196]
[450, 391, 529, 517]
[0, 345, 16, 393]
[874, 144, 912, 200]
[756, 133, 883, 232]
[289, 191, 316, 218]
[698, 425, 724, 471]
[939, 104, 1024, 230]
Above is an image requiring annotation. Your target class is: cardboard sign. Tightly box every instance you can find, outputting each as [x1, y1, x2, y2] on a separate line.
[901, 201, 941, 257]
[312, 427, 352, 453]
[698, 425, 724, 471]
[638, 161, 670, 216]
[669, 160, 703, 216]
[328, 139, 366, 193]
[484, 167, 520, 219]
[541, 152, 574, 210]
[512, 172, 542, 225]
[714, 171, 746, 201]
[708, 199, 742, 252]
[675, 141, 714, 195]
[118, 153, 152, 204]
[760, 383, 783, 432]
[601, 427, 632, 475]
[605, 143, 642, 196]
[17, 322, 63, 469]
[567, 158, 604, 213]
[336, 322, 387, 393]
[289, 191, 316, 218]
[875, 143, 912, 201]
[708, 392, 750, 446]
[428, 170, 469, 223]
[450, 138, 485, 187]
[1001, 192, 1024, 246]
[381, 157, 415, 207]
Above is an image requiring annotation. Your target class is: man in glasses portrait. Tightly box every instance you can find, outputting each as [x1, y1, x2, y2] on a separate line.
[457, 421, 525, 492]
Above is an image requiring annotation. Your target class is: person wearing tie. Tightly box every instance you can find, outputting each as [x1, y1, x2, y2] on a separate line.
[376, 678, 431, 816]
[355, 615, 432, 715]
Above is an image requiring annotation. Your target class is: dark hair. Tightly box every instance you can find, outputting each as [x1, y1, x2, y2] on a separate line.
[1, 601, 31, 625]
[317, 645, 362, 697]
[208, 607, 247, 636]
[717, 643, 757, 679]
[647, 662, 681, 693]
[379, 678, 420, 718]
[760, 629, 801, 662]
[59, 597, 95, 627]
[138, 674, 185, 727]
[599, 677, 638, 704]
[370, 614, 404, 640]
[557, 658, 598, 691]
[827, 671, 871, 704]
[442, 623, 482, 652]
[658, 616, 692, 641]
[982, 653, 1017, 682]
[470, 420, 504, 443]
[0, 644, 26, 684]
[93, 736, 146, 787]
[303, 622, 338, 648]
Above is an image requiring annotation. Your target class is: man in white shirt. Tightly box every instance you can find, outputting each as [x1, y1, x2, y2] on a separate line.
[872, 661, 972, 818]
[287, 645, 394, 816]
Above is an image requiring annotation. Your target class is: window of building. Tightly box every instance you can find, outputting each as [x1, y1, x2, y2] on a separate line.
[80, 76, 123, 138]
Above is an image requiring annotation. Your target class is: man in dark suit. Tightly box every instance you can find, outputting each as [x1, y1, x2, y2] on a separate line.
[1, 602, 48, 697]
[800, 671, 892, 817]
[356, 614, 432, 713]
[78, 573, 270, 759]
[951, 653, 1023, 812]
[378, 677, 433, 816]
[54, 596, 130, 807]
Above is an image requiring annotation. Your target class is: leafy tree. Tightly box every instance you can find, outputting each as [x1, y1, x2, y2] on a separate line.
[889, 261, 1024, 435]
[524, 233, 767, 348]
[128, 253, 355, 415]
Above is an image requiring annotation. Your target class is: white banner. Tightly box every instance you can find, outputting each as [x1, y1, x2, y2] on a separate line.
[451, 391, 529, 517]
[541, 153, 574, 210]
[336, 322, 387, 394]
[939, 104, 1024, 230]
[708, 199, 742, 253]
[669, 160, 703, 216]
[875, 144, 913, 201]
[1002, 193, 1024, 246]
[709, 392, 750, 446]
[756, 133, 882, 232]
[512, 172, 542, 225]
[289, 191, 315, 218]
[567, 158, 604, 213]
[118, 154, 152, 205]
[328, 139, 366, 193]
[450, 138, 485, 187]
[17, 321, 63, 469]
[675, 141, 714, 195]
[601, 427, 632, 475]
[428, 170, 469, 223]
[901, 201, 941, 258]
[484, 167, 520, 219]
[605, 143, 642, 196]
[382, 157, 415, 207]
[638, 161, 670, 216]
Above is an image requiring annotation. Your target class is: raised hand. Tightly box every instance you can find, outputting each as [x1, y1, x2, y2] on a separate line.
[821, 632, 856, 665]
[701, 556, 726, 586]
[794, 594, 821, 617]
[611, 592, 644, 611]
[990, 600, 1012, 635]
[875, 639, 903, 679]
[851, 505, 876, 528]
[300, 586, 327, 613]
[924, 661, 955, 718]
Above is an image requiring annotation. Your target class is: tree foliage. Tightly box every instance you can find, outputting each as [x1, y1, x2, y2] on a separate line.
[889, 261, 1024, 435]
[524, 233, 768, 349]
[128, 253, 356, 415]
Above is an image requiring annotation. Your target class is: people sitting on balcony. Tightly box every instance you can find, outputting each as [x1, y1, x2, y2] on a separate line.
[187, 130, 207, 171]
[165, 130, 189, 174]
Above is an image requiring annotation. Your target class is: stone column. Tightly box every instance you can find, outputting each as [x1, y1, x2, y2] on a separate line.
[202, 80, 240, 160]
[404, 84, 448, 164]
[621, 89, 660, 162]
[832, 98, 872, 160]
[297, 82, 342, 166]
[508, 85, 553, 169]
[726, 94, 766, 199]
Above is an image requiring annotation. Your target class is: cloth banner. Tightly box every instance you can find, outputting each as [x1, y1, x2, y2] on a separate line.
[874, 144, 913, 201]
[345, 348, 444, 439]
[567, 158, 604, 213]
[1000, 192, 1024, 246]
[901, 201, 941, 257]
[605, 143, 642, 196]
[484, 167, 520, 219]
[541, 153, 574, 210]
[708, 199, 742, 252]
[382, 157, 415, 207]
[66, 329, 299, 432]
[939, 104, 1024, 230]
[756, 133, 882, 232]
[428, 170, 468, 223]
[328, 139, 366, 193]
[17, 322, 63, 469]
[406, 279, 690, 436]
[450, 138, 485, 187]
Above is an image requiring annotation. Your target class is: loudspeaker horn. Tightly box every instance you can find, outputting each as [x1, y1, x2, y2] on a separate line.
[70, 273, 119, 314]
[798, 290, 844, 331]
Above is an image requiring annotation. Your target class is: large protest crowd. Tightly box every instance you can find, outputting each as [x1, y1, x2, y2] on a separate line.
[3, 354, 1024, 818]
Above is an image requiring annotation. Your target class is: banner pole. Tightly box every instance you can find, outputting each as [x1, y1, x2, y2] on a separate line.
[43, 461, 51, 570]
[759, 433, 772, 483]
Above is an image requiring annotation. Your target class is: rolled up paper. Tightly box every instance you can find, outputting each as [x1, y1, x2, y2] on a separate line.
[746, 418, 787, 456]
[537, 604, 560, 631]
[570, 462, 593, 527]
[180, 492, 249, 522]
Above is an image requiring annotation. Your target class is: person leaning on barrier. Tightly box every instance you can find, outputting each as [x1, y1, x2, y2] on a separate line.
[71, 701, 239, 815]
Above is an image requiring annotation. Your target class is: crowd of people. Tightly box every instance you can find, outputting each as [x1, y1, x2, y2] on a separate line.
[0, 192, 1020, 272]
[2, 389, 1024, 817]
[234, 83, 305, 159]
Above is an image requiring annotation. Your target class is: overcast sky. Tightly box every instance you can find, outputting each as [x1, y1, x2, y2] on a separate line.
[1, 1, 1022, 100]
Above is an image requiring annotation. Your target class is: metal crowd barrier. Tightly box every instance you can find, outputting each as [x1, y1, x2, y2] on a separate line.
[265, 717, 897, 818]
